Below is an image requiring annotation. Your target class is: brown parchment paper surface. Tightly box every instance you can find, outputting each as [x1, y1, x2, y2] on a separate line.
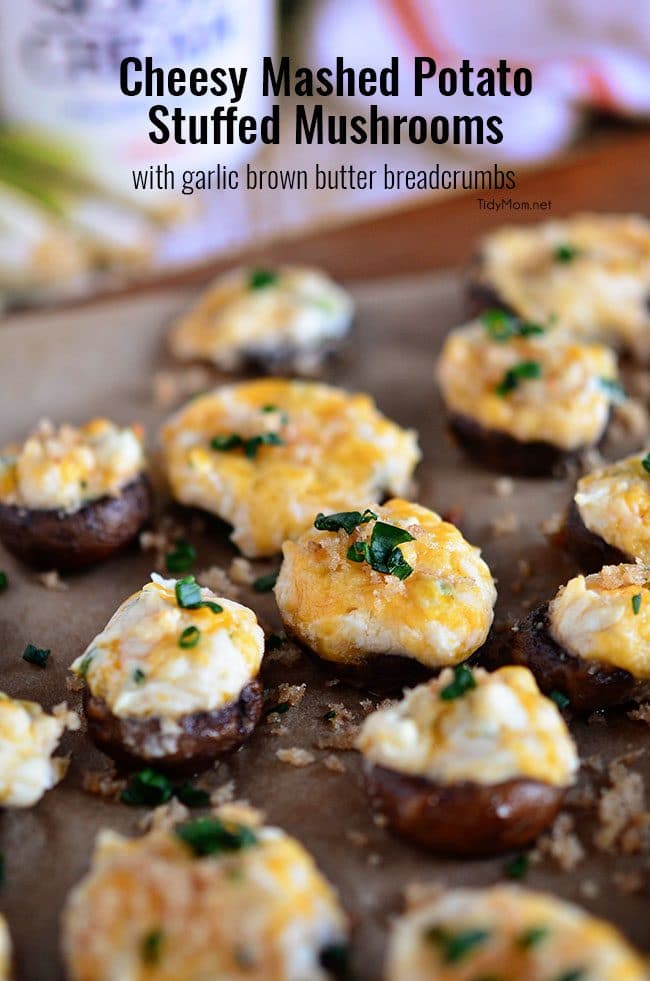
[0, 273, 648, 980]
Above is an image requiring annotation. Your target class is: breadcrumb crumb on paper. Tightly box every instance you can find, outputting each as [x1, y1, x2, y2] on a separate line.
[139, 797, 189, 832]
[82, 769, 126, 800]
[209, 780, 236, 807]
[628, 703, 650, 726]
[229, 557, 255, 586]
[494, 476, 515, 497]
[275, 747, 315, 768]
[52, 703, 81, 731]
[323, 754, 346, 773]
[35, 570, 68, 591]
[594, 761, 649, 854]
[536, 813, 585, 870]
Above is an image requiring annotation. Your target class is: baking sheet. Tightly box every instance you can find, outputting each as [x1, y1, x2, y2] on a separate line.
[0, 273, 648, 980]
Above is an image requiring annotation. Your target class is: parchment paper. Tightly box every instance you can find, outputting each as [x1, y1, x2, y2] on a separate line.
[0, 273, 648, 980]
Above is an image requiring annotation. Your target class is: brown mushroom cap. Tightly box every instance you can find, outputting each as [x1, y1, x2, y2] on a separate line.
[364, 761, 565, 857]
[0, 473, 151, 571]
[564, 498, 630, 573]
[83, 677, 263, 773]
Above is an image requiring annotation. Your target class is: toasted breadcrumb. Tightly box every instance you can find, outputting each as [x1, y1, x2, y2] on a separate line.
[610, 398, 649, 441]
[489, 511, 520, 538]
[66, 674, 85, 693]
[229, 557, 255, 585]
[579, 879, 600, 899]
[323, 703, 355, 730]
[323, 754, 346, 773]
[367, 853, 382, 866]
[277, 683, 306, 707]
[540, 511, 564, 537]
[346, 830, 368, 847]
[82, 768, 126, 800]
[403, 881, 446, 911]
[217, 802, 264, 827]
[536, 813, 585, 870]
[359, 699, 375, 715]
[139, 797, 189, 832]
[276, 747, 315, 767]
[35, 570, 68, 591]
[153, 367, 214, 408]
[373, 813, 388, 828]
[52, 702, 81, 731]
[209, 780, 236, 807]
[266, 641, 302, 666]
[494, 476, 515, 497]
[628, 703, 650, 726]
[594, 761, 649, 854]
[613, 869, 646, 894]
[195, 565, 240, 601]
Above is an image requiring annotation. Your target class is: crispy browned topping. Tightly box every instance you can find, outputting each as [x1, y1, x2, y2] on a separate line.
[275, 747, 315, 768]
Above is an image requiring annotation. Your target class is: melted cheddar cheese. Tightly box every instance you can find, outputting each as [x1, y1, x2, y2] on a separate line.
[70, 575, 264, 719]
[386, 885, 647, 981]
[549, 564, 650, 679]
[275, 499, 495, 668]
[436, 320, 618, 450]
[0, 692, 68, 807]
[475, 213, 650, 360]
[0, 418, 145, 513]
[357, 666, 578, 787]
[160, 379, 420, 558]
[575, 452, 650, 564]
[169, 266, 354, 372]
[62, 808, 348, 981]
[0, 916, 10, 981]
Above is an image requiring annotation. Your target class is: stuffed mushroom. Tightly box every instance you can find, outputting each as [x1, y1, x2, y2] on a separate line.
[356, 665, 578, 856]
[385, 884, 648, 981]
[469, 213, 650, 361]
[565, 450, 650, 572]
[62, 806, 349, 981]
[274, 499, 496, 689]
[0, 418, 150, 570]
[435, 314, 620, 475]
[168, 266, 354, 376]
[70, 574, 265, 770]
[160, 379, 420, 558]
[0, 692, 71, 807]
[508, 564, 650, 712]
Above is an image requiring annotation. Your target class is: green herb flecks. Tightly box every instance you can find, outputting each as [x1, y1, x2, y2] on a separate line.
[174, 576, 223, 615]
[264, 701, 290, 717]
[77, 651, 94, 677]
[632, 593, 642, 615]
[554, 970, 586, 981]
[253, 569, 279, 592]
[133, 668, 146, 684]
[503, 852, 530, 880]
[249, 268, 278, 290]
[314, 509, 377, 535]
[642, 453, 650, 475]
[121, 769, 173, 807]
[517, 925, 549, 949]
[141, 928, 164, 965]
[211, 431, 284, 459]
[165, 538, 196, 574]
[440, 664, 476, 701]
[175, 817, 257, 857]
[598, 377, 626, 402]
[22, 643, 50, 669]
[175, 784, 210, 808]
[426, 926, 491, 964]
[481, 309, 545, 342]
[179, 625, 201, 649]
[550, 689, 571, 710]
[554, 244, 578, 263]
[495, 361, 542, 397]
[0, 572, 7, 592]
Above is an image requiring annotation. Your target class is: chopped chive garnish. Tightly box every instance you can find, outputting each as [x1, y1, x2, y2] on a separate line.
[426, 926, 491, 964]
[133, 668, 146, 684]
[0, 572, 7, 592]
[121, 768, 173, 806]
[368, 522, 415, 578]
[253, 569, 279, 593]
[165, 539, 196, 574]
[598, 377, 626, 401]
[249, 268, 278, 290]
[179, 625, 201, 649]
[504, 852, 530, 880]
[632, 593, 642, 615]
[314, 509, 377, 534]
[517, 925, 549, 949]
[481, 309, 545, 342]
[210, 433, 243, 452]
[261, 404, 289, 424]
[550, 689, 571, 710]
[440, 664, 476, 701]
[175, 784, 210, 808]
[200, 601, 224, 614]
[175, 817, 257, 857]
[211, 431, 284, 459]
[141, 928, 164, 965]
[495, 361, 542, 397]
[175, 575, 202, 609]
[347, 541, 369, 563]
[642, 453, 650, 475]
[77, 651, 94, 677]
[22, 643, 50, 669]
[554, 244, 578, 263]
[265, 701, 290, 717]
[554, 971, 586, 981]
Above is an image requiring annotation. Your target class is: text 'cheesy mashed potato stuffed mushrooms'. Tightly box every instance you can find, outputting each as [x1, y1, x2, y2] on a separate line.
[0, 418, 150, 570]
[62, 807, 349, 981]
[435, 313, 620, 476]
[356, 665, 578, 855]
[274, 500, 495, 688]
[470, 213, 650, 361]
[160, 379, 420, 558]
[566, 450, 650, 572]
[509, 564, 650, 712]
[0, 692, 70, 807]
[168, 266, 354, 375]
[385, 885, 648, 981]
[71, 574, 265, 770]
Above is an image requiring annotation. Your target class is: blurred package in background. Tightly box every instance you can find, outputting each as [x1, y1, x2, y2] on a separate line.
[0, 0, 648, 310]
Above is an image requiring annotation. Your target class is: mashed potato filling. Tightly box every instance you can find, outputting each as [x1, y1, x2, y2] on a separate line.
[575, 452, 650, 564]
[169, 266, 354, 371]
[0, 693, 68, 807]
[0, 418, 146, 513]
[436, 320, 618, 450]
[385, 885, 647, 981]
[275, 499, 495, 667]
[71, 575, 264, 720]
[160, 379, 420, 558]
[476, 214, 650, 360]
[357, 666, 578, 787]
[549, 564, 650, 679]
[63, 807, 348, 981]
